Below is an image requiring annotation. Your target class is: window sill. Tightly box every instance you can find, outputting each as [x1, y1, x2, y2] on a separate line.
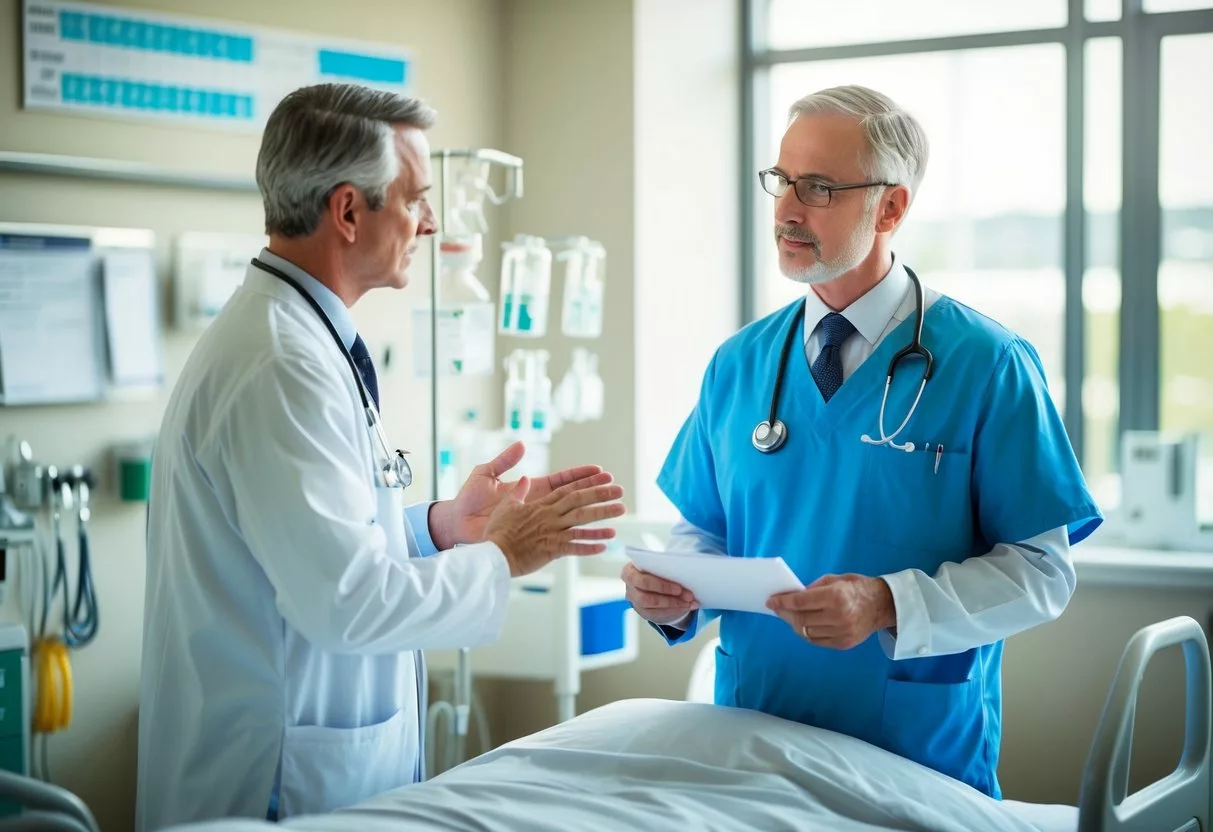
[1074, 544, 1213, 590]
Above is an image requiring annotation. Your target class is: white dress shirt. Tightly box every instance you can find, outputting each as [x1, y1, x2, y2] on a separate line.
[256, 250, 440, 553]
[666, 257, 1075, 660]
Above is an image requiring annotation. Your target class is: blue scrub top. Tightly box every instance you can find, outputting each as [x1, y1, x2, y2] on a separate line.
[656, 293, 1101, 798]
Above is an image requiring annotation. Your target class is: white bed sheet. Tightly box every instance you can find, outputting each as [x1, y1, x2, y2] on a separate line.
[1002, 800, 1079, 832]
[173, 699, 1076, 832]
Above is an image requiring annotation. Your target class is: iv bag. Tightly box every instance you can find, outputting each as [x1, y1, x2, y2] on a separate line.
[412, 235, 495, 377]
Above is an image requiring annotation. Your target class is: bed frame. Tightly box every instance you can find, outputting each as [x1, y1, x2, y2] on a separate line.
[0, 616, 1205, 832]
[1078, 615, 1210, 832]
[0, 769, 98, 832]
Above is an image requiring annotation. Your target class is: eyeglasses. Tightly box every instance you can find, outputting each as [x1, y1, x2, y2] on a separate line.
[758, 169, 895, 208]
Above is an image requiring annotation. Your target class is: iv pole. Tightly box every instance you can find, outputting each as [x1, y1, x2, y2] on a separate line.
[426, 148, 524, 502]
[425, 147, 522, 773]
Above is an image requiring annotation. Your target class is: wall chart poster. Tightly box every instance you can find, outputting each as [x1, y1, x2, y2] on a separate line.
[22, 0, 412, 131]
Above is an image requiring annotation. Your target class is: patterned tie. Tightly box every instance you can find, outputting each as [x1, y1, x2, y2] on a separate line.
[349, 334, 380, 412]
[810, 312, 856, 403]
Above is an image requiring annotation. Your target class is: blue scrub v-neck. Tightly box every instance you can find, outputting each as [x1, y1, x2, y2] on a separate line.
[784, 298, 926, 443]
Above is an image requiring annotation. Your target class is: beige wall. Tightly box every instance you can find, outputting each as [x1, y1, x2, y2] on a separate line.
[496, 0, 638, 501]
[0, 1, 503, 829]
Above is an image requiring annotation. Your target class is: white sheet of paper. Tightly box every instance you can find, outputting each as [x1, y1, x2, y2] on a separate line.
[0, 236, 106, 405]
[103, 248, 164, 388]
[626, 547, 804, 616]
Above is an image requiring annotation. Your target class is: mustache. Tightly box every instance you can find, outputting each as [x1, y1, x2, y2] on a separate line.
[775, 224, 820, 249]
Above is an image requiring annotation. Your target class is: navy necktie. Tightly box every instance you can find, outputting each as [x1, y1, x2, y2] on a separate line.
[810, 312, 856, 403]
[349, 335, 380, 412]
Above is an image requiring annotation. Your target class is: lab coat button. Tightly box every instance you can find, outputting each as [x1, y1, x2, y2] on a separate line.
[917, 647, 928, 656]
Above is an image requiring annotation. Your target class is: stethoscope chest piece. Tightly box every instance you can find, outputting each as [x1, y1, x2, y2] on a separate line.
[752, 419, 788, 453]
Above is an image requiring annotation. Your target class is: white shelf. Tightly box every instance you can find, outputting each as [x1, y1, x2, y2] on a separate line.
[426, 572, 637, 682]
[1074, 545, 1213, 590]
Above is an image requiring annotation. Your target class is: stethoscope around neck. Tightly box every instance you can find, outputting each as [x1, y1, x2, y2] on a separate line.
[752, 265, 935, 454]
[250, 258, 413, 489]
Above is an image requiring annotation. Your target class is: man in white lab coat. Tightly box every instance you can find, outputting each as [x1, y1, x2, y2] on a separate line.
[136, 83, 625, 830]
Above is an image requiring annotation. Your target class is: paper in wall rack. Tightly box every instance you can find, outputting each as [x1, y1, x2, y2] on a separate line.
[0, 222, 162, 406]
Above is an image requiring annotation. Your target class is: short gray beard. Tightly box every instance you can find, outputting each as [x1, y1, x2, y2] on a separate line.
[776, 210, 878, 286]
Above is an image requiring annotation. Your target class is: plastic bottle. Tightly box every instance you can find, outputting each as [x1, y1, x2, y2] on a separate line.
[560, 238, 606, 339]
[499, 235, 551, 337]
[503, 351, 528, 433]
[584, 352, 604, 420]
[437, 447, 459, 499]
[530, 350, 553, 441]
[412, 234, 494, 377]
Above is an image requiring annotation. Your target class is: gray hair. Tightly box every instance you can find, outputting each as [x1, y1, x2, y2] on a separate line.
[787, 85, 929, 210]
[256, 83, 436, 238]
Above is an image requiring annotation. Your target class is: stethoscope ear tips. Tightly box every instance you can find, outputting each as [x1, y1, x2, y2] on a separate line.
[901, 442, 916, 452]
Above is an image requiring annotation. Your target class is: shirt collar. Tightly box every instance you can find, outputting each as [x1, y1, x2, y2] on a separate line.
[803, 255, 911, 346]
[257, 247, 357, 351]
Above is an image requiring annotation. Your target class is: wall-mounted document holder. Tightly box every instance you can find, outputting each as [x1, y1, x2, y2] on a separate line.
[0, 222, 163, 406]
[172, 231, 266, 330]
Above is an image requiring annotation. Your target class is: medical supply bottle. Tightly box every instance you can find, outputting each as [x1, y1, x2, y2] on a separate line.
[499, 235, 552, 337]
[554, 348, 605, 424]
[559, 237, 606, 339]
[438, 409, 482, 499]
[411, 234, 495, 378]
[529, 350, 553, 441]
[583, 351, 605, 420]
[504, 350, 528, 432]
[437, 447, 459, 499]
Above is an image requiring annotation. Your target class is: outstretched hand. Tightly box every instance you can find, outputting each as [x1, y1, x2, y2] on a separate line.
[430, 441, 610, 549]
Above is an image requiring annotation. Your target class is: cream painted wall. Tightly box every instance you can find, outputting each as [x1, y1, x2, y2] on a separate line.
[496, 0, 637, 500]
[0, 1, 503, 829]
[463, 0, 638, 742]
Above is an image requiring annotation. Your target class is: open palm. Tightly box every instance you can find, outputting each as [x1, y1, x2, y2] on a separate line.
[451, 441, 608, 544]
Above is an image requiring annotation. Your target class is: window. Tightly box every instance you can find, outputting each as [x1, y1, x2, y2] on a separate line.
[1146, 0, 1213, 12]
[1086, 0, 1122, 21]
[1083, 38, 1122, 507]
[745, 1, 1213, 519]
[1159, 32, 1213, 519]
[765, 0, 1067, 50]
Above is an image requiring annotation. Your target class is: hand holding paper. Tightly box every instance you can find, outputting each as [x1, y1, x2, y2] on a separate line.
[625, 547, 803, 616]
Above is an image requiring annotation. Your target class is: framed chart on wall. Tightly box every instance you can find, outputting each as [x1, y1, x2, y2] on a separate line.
[21, 0, 412, 132]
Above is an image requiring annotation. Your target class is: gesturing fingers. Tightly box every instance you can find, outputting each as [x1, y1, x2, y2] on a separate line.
[564, 526, 615, 541]
[545, 471, 614, 504]
[553, 481, 624, 514]
[560, 541, 610, 556]
[544, 464, 604, 493]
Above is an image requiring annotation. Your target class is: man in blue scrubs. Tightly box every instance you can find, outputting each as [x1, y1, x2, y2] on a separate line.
[622, 85, 1102, 798]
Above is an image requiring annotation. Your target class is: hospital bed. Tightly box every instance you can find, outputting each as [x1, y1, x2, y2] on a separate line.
[0, 616, 1208, 832]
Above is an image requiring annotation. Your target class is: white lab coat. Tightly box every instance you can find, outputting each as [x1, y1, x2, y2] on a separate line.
[136, 266, 511, 830]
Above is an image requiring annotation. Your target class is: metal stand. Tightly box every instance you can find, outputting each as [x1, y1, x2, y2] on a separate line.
[425, 149, 523, 501]
[424, 148, 523, 771]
